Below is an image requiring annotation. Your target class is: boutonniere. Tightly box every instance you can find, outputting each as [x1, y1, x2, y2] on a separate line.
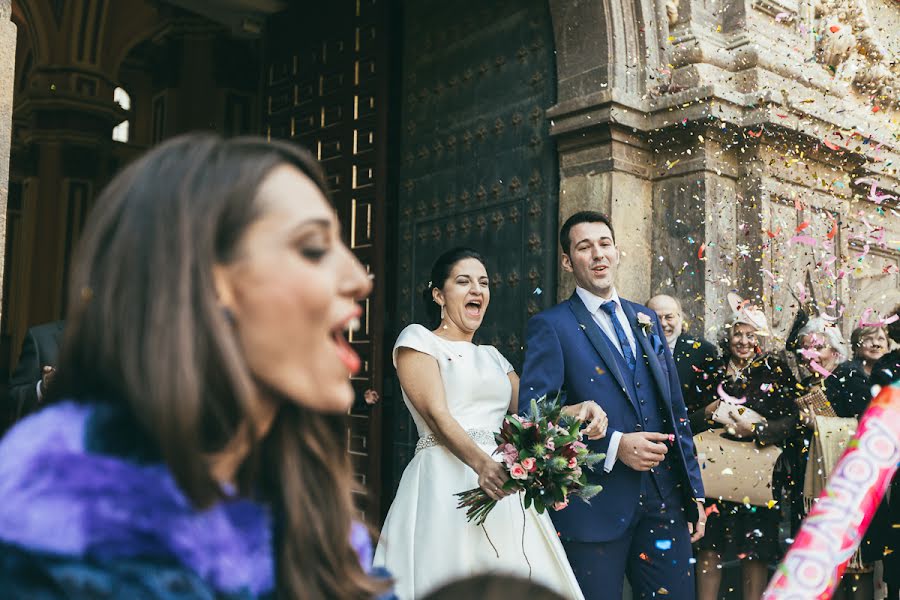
[636, 312, 654, 336]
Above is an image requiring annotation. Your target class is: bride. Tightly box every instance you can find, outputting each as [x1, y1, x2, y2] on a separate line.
[374, 248, 607, 599]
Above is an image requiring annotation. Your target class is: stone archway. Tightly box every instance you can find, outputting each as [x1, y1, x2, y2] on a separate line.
[546, 0, 668, 304]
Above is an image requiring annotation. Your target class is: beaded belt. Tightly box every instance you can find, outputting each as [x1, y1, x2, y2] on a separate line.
[415, 428, 496, 454]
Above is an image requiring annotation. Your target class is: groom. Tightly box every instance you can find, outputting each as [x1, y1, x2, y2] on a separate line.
[519, 211, 705, 600]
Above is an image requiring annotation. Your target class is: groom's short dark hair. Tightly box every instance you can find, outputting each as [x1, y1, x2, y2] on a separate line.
[559, 211, 615, 255]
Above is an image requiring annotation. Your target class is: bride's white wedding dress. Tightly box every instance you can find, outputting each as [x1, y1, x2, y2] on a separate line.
[374, 324, 584, 599]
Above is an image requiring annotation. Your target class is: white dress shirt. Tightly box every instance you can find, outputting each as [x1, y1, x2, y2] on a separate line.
[574, 286, 637, 473]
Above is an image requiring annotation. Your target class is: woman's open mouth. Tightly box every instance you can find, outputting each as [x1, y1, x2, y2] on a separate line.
[465, 299, 483, 318]
[333, 316, 362, 375]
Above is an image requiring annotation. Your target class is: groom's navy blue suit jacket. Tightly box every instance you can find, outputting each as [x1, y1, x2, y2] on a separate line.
[519, 292, 704, 543]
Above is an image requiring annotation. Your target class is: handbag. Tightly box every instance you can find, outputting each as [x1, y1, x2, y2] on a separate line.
[795, 385, 837, 417]
[693, 430, 782, 506]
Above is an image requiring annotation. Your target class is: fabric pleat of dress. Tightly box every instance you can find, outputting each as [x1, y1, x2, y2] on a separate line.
[374, 324, 584, 600]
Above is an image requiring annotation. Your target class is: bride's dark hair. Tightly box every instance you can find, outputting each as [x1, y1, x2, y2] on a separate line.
[421, 247, 487, 327]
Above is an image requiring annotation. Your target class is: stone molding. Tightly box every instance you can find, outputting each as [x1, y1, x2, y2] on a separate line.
[814, 0, 900, 105]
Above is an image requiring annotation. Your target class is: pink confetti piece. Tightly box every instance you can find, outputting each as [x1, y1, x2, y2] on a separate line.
[788, 235, 818, 246]
[854, 177, 898, 205]
[775, 11, 791, 21]
[820, 309, 843, 323]
[716, 382, 747, 405]
[809, 360, 833, 378]
[798, 346, 820, 361]
[859, 308, 900, 327]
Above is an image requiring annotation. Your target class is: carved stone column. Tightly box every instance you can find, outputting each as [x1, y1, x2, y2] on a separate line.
[0, 0, 15, 326]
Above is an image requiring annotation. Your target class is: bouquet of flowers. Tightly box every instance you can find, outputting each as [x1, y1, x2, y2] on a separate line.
[455, 396, 606, 526]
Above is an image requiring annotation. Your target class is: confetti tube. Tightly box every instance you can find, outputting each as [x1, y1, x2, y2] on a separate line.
[763, 381, 900, 600]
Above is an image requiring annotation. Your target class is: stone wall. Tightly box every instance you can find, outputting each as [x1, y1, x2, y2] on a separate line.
[0, 0, 15, 327]
[548, 0, 899, 343]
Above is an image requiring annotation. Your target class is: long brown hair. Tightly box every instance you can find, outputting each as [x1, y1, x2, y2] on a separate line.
[49, 133, 383, 599]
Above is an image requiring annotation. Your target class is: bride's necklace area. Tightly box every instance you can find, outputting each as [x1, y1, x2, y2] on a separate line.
[431, 326, 470, 359]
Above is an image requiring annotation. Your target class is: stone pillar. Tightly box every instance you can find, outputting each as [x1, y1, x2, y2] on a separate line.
[0, 0, 15, 326]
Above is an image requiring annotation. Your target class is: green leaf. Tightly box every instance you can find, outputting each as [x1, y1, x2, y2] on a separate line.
[577, 484, 604, 502]
[506, 416, 524, 432]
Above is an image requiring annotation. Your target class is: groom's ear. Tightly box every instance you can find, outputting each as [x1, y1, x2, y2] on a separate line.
[561, 253, 574, 273]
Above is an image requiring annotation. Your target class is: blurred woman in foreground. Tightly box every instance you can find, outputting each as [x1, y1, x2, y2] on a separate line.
[0, 134, 390, 599]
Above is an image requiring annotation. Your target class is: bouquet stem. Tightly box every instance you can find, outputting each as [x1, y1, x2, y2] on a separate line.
[455, 488, 498, 526]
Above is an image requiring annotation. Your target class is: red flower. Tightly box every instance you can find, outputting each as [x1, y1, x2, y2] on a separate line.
[521, 457, 537, 472]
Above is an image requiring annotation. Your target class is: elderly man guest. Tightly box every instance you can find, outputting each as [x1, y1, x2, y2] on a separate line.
[647, 295, 718, 434]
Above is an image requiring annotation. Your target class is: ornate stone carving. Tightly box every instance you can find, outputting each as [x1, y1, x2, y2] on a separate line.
[665, 0, 680, 26]
[815, 0, 900, 105]
[818, 18, 856, 68]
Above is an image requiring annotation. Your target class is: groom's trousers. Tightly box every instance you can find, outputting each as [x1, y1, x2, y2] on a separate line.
[561, 475, 695, 600]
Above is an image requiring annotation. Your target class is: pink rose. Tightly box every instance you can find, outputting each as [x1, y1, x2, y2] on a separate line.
[545, 439, 556, 451]
[521, 457, 537, 472]
[498, 443, 518, 465]
[568, 457, 578, 469]
[572, 441, 587, 450]
[509, 463, 529, 480]
[553, 499, 570, 511]
[522, 421, 534, 429]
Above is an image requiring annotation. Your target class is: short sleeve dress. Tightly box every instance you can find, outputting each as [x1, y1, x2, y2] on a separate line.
[373, 324, 583, 599]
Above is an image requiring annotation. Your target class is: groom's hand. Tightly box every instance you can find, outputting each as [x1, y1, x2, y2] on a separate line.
[617, 432, 669, 471]
[688, 500, 707, 542]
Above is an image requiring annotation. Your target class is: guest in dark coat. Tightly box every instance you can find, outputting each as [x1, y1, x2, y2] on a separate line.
[7, 320, 64, 425]
[694, 294, 799, 600]
[850, 324, 889, 378]
[647, 294, 719, 434]
[794, 317, 876, 600]
[871, 304, 900, 389]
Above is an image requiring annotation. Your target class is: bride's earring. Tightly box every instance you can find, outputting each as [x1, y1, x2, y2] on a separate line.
[440, 304, 445, 320]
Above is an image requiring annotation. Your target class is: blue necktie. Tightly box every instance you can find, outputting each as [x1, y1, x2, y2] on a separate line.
[599, 301, 636, 371]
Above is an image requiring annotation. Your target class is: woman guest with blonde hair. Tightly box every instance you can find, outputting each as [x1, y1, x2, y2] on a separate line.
[0, 134, 392, 599]
[850, 324, 889, 377]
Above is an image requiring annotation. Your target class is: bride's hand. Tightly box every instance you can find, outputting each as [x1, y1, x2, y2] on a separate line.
[564, 401, 608, 440]
[477, 458, 514, 501]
